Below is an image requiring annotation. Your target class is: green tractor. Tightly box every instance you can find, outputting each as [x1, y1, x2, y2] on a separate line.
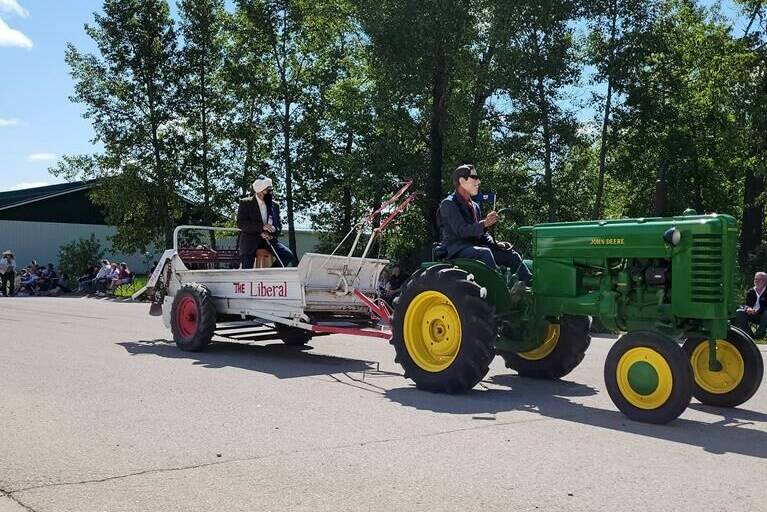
[391, 211, 764, 424]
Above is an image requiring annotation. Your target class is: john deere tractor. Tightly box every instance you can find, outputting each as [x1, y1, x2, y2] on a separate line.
[390, 212, 764, 424]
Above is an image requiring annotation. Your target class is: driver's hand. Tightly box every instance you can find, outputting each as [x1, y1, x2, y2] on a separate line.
[261, 232, 271, 240]
[746, 307, 755, 315]
[264, 223, 276, 233]
[497, 241, 513, 251]
[482, 210, 498, 228]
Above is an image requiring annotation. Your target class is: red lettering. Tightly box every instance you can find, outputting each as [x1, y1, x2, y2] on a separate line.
[233, 282, 245, 294]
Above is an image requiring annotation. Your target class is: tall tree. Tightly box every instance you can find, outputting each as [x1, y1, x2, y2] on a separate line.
[357, 0, 473, 241]
[586, 0, 657, 218]
[178, 0, 230, 225]
[55, 0, 184, 250]
[495, 0, 581, 222]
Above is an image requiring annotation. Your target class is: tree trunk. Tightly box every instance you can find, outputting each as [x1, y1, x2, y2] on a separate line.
[283, 97, 297, 256]
[592, 1, 617, 219]
[467, 45, 495, 160]
[536, 74, 554, 222]
[740, 166, 764, 264]
[428, 42, 448, 242]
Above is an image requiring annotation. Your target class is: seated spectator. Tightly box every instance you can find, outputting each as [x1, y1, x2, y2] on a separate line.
[108, 262, 133, 293]
[734, 271, 767, 339]
[20, 266, 41, 295]
[91, 260, 111, 294]
[38, 264, 58, 293]
[77, 264, 99, 294]
[382, 265, 405, 306]
[98, 263, 120, 296]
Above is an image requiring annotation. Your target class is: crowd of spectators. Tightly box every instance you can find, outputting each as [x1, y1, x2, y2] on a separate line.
[1, 250, 134, 298]
[76, 259, 133, 296]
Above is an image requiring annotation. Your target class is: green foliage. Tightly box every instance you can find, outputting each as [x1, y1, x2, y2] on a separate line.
[57, 235, 105, 283]
[53, 0, 767, 282]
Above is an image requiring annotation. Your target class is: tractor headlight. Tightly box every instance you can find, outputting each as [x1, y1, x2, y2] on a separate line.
[663, 227, 681, 246]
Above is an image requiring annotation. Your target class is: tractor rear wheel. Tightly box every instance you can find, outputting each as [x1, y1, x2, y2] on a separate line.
[500, 315, 591, 379]
[391, 265, 495, 393]
[171, 283, 217, 352]
[604, 331, 693, 424]
[682, 327, 763, 408]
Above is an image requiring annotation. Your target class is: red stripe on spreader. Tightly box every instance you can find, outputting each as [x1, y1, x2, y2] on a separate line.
[311, 325, 391, 339]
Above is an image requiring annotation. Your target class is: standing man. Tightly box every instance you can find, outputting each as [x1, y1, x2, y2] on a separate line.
[438, 164, 531, 288]
[0, 250, 16, 297]
[734, 271, 767, 339]
[237, 176, 296, 268]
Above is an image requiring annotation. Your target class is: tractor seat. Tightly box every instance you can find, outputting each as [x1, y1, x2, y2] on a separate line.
[432, 243, 448, 261]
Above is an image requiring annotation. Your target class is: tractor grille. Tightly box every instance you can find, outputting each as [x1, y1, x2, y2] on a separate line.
[690, 234, 723, 304]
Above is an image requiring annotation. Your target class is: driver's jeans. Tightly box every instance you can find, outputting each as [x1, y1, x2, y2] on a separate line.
[455, 245, 532, 283]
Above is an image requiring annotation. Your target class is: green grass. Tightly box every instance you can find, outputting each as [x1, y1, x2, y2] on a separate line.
[113, 275, 148, 298]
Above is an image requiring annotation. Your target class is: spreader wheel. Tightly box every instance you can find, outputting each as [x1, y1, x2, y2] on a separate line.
[391, 265, 495, 393]
[682, 327, 764, 408]
[604, 331, 693, 424]
[276, 324, 313, 346]
[170, 283, 217, 352]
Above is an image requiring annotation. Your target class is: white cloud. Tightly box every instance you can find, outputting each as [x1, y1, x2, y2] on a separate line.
[4, 181, 49, 191]
[27, 153, 57, 161]
[0, 17, 32, 48]
[0, 0, 28, 17]
[0, 117, 18, 127]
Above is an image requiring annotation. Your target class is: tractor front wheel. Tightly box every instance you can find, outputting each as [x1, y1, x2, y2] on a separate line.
[604, 331, 693, 424]
[170, 283, 217, 352]
[500, 315, 591, 379]
[391, 265, 495, 393]
[682, 327, 764, 408]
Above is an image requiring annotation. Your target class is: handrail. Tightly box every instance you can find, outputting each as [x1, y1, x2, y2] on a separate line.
[173, 225, 240, 251]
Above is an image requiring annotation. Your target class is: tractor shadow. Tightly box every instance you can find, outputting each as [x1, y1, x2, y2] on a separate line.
[385, 375, 767, 459]
[118, 339, 377, 379]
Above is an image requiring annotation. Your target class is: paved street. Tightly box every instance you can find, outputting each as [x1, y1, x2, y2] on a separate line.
[1, 297, 765, 512]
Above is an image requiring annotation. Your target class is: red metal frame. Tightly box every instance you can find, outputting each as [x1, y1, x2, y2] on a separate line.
[311, 324, 391, 339]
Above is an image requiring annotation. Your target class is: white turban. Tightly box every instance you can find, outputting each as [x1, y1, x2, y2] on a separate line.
[252, 177, 273, 193]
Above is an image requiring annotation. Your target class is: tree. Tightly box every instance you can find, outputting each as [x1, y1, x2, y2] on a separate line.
[55, 0, 184, 251]
[178, 0, 230, 225]
[585, 0, 657, 218]
[495, 0, 581, 222]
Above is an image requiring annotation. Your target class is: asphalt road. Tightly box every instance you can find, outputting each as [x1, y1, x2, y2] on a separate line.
[1, 297, 765, 512]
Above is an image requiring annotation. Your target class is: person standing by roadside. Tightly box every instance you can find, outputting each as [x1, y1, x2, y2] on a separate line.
[0, 250, 16, 297]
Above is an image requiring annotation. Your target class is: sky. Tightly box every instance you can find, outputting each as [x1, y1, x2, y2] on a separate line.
[0, 0, 748, 193]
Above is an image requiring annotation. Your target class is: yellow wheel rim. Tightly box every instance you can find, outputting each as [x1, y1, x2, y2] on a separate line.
[518, 324, 560, 361]
[403, 291, 462, 372]
[616, 347, 674, 410]
[690, 339, 744, 394]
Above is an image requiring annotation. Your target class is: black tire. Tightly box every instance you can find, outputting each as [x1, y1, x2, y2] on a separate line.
[500, 315, 591, 379]
[391, 265, 496, 393]
[276, 324, 313, 346]
[604, 331, 693, 424]
[682, 327, 764, 408]
[170, 283, 217, 352]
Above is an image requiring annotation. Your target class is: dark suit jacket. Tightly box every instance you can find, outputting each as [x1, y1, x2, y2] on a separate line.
[237, 196, 283, 256]
[745, 287, 767, 312]
[438, 192, 497, 258]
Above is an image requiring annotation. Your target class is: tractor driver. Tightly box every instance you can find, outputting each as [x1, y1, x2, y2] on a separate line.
[438, 164, 531, 289]
[237, 176, 296, 268]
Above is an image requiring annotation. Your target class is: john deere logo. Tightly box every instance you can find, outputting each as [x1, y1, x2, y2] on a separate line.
[590, 238, 625, 245]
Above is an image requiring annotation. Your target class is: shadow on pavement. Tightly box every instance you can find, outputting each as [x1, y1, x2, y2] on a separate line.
[385, 375, 767, 459]
[118, 339, 377, 379]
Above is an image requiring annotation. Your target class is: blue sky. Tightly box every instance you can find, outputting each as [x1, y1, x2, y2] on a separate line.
[0, 0, 748, 192]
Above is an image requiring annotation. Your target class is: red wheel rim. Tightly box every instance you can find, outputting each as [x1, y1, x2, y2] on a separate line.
[176, 296, 199, 339]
